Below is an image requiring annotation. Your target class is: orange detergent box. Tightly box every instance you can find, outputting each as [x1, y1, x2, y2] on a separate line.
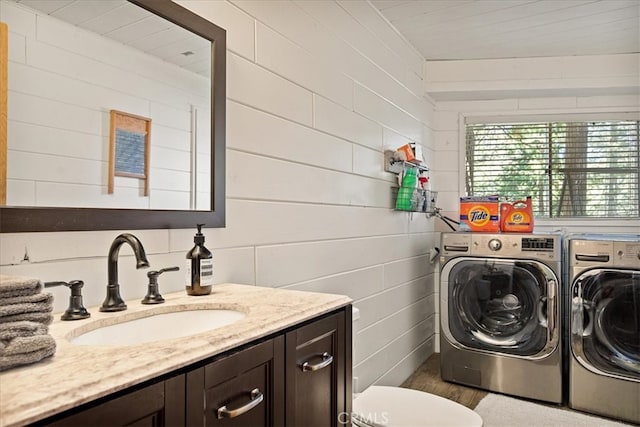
[459, 195, 500, 232]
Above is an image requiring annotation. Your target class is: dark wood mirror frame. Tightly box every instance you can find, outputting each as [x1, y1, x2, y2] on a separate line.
[0, 0, 226, 233]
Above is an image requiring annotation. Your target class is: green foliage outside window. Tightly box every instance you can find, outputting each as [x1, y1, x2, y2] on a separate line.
[465, 120, 640, 218]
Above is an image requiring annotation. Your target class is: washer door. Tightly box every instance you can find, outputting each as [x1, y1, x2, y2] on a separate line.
[441, 258, 558, 357]
[571, 268, 640, 380]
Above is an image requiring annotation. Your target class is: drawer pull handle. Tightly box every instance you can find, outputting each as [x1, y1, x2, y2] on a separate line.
[216, 388, 263, 419]
[300, 352, 333, 372]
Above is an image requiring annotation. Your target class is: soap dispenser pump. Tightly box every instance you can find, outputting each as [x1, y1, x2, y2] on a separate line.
[186, 224, 213, 295]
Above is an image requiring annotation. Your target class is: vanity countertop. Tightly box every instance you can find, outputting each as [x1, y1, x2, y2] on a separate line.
[0, 283, 352, 427]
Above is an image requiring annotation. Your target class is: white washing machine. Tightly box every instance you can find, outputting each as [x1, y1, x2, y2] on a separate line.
[567, 235, 640, 424]
[440, 232, 564, 404]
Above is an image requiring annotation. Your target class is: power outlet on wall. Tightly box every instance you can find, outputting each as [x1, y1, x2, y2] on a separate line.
[353, 376, 358, 393]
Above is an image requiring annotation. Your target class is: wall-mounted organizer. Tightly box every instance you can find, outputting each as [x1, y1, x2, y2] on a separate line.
[384, 150, 429, 175]
[385, 150, 438, 216]
[392, 186, 438, 214]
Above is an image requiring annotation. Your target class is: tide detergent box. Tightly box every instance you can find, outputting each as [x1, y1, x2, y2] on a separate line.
[459, 195, 500, 232]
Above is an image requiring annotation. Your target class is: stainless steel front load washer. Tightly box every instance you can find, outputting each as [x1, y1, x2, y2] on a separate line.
[568, 235, 640, 424]
[440, 232, 563, 404]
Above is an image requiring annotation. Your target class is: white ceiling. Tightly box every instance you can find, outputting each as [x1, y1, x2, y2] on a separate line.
[14, 0, 639, 77]
[13, 0, 210, 76]
[373, 0, 640, 61]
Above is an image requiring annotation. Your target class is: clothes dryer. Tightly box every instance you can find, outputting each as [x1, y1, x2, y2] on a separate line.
[440, 232, 563, 403]
[568, 235, 640, 424]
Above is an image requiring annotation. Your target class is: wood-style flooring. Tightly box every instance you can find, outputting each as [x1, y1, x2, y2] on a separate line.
[400, 353, 487, 409]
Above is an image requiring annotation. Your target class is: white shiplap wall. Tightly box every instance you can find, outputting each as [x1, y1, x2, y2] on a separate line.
[3, 0, 210, 210]
[0, 0, 438, 392]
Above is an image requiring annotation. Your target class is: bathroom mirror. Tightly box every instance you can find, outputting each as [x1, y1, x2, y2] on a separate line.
[0, 0, 226, 232]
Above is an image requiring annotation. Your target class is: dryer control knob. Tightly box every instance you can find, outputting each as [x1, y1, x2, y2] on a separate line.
[488, 239, 502, 251]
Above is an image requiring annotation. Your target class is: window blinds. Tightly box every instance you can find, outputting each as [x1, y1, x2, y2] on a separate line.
[465, 120, 640, 218]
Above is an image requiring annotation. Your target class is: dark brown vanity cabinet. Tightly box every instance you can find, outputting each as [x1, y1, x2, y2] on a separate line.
[36, 306, 351, 427]
[285, 311, 350, 427]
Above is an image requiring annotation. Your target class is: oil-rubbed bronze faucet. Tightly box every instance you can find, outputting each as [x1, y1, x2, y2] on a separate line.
[100, 233, 150, 312]
[44, 280, 90, 320]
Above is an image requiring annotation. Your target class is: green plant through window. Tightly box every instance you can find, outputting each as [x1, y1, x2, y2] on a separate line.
[465, 120, 640, 218]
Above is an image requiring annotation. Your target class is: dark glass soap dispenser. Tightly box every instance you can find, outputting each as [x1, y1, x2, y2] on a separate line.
[186, 224, 213, 295]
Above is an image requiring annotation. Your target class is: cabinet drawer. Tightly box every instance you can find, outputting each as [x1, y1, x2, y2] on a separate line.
[187, 337, 284, 427]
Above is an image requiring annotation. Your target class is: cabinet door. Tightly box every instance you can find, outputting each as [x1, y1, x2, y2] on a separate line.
[43, 375, 185, 427]
[186, 336, 284, 427]
[285, 310, 350, 427]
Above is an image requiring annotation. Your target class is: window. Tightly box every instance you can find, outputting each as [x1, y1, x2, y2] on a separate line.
[465, 118, 640, 218]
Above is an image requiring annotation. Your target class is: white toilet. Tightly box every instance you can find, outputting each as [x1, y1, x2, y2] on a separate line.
[351, 308, 482, 427]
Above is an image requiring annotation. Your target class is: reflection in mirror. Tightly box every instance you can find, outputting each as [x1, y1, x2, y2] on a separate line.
[3, 0, 210, 210]
[0, 0, 226, 232]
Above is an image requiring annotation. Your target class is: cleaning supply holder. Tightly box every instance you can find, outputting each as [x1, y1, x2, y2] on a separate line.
[389, 161, 437, 215]
[384, 150, 429, 175]
[392, 186, 438, 214]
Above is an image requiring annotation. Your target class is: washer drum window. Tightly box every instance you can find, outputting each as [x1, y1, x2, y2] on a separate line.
[447, 260, 551, 356]
[572, 269, 640, 378]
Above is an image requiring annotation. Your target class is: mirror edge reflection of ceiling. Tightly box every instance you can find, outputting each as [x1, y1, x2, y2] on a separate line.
[0, 0, 226, 232]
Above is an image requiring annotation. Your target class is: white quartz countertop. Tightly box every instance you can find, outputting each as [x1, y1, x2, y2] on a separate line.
[0, 283, 352, 427]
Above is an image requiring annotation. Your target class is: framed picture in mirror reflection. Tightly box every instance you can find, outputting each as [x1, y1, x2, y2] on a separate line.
[109, 110, 151, 197]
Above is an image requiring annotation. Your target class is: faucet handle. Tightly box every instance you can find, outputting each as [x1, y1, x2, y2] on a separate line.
[142, 266, 180, 304]
[44, 280, 91, 321]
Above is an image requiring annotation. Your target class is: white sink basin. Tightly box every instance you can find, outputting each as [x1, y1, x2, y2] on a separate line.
[70, 309, 246, 346]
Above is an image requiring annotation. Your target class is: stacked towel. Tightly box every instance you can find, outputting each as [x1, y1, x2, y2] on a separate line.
[0, 275, 56, 372]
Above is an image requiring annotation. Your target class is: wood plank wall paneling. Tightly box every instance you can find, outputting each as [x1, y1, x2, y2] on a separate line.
[0, 22, 7, 205]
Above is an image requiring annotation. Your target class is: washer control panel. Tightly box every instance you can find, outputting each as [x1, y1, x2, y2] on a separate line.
[571, 239, 640, 268]
[440, 232, 561, 261]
